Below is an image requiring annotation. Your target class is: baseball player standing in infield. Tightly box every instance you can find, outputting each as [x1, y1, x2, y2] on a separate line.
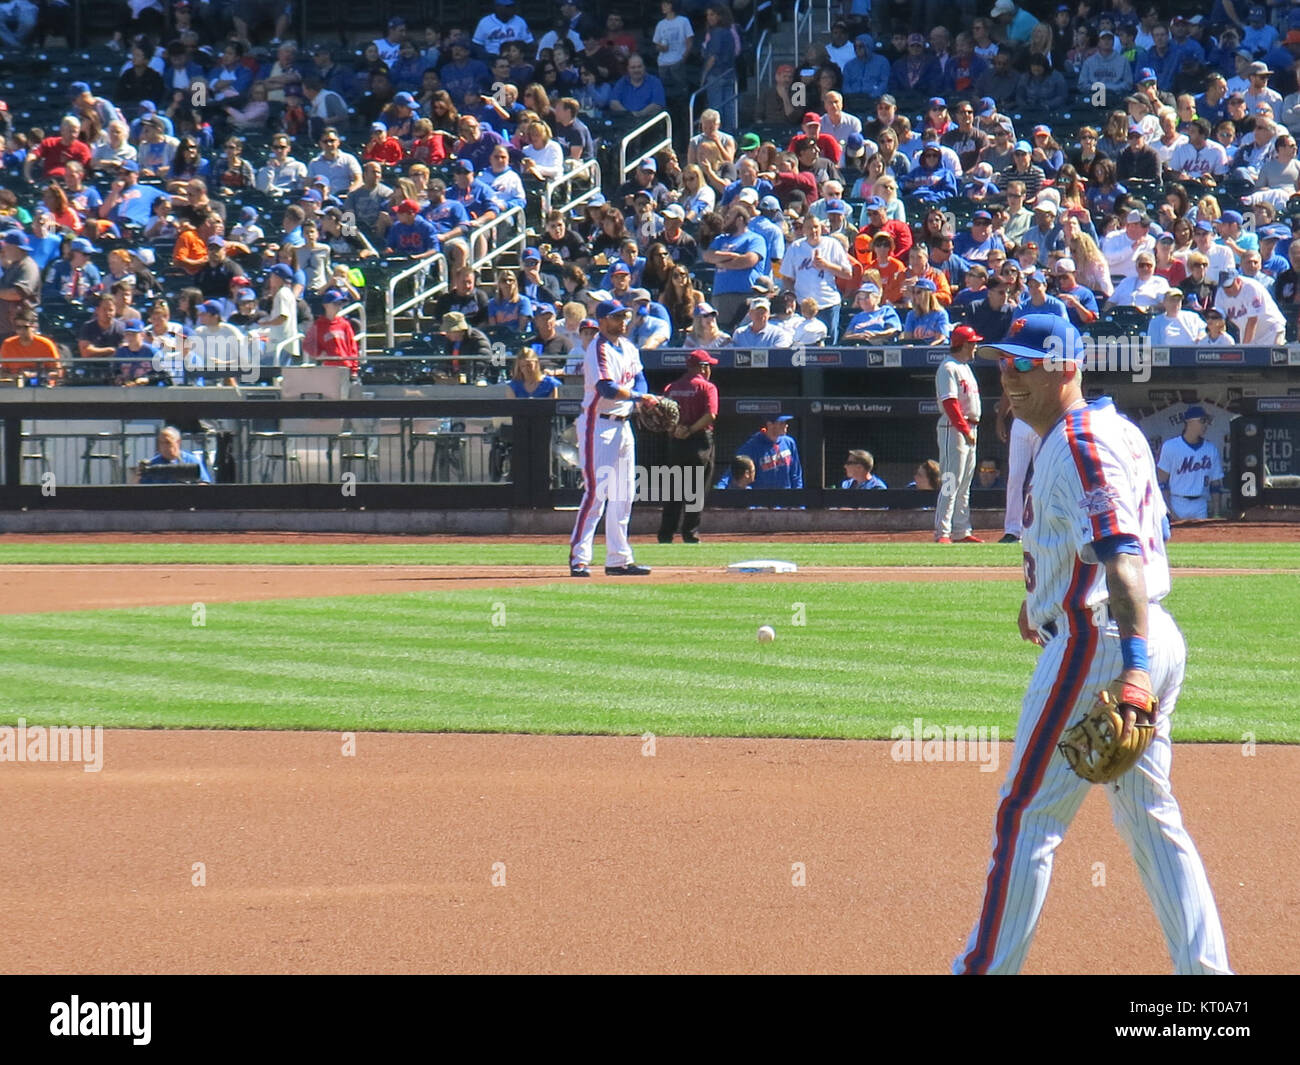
[1157, 405, 1223, 521]
[996, 394, 1040, 543]
[935, 325, 984, 543]
[954, 315, 1231, 975]
[568, 299, 659, 577]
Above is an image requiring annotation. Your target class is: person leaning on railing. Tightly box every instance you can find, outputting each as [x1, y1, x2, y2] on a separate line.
[1, 309, 60, 383]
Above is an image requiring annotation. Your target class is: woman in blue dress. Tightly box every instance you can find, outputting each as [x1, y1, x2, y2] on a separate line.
[505, 350, 561, 398]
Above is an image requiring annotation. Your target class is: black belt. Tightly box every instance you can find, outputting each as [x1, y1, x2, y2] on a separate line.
[1041, 620, 1058, 639]
[1175, 494, 1203, 499]
[599, 413, 629, 421]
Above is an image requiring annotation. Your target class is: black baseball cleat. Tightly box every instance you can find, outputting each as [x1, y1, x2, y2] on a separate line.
[656, 535, 673, 543]
[998, 533, 1020, 544]
[569, 563, 591, 577]
[682, 533, 701, 543]
[604, 564, 652, 576]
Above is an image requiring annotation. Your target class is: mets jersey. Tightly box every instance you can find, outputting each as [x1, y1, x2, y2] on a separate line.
[936, 355, 981, 426]
[1021, 397, 1170, 631]
[581, 334, 642, 420]
[1157, 435, 1223, 498]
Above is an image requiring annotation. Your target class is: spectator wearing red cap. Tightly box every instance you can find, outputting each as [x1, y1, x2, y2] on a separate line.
[384, 199, 439, 259]
[934, 324, 983, 544]
[786, 112, 842, 165]
[362, 123, 404, 168]
[657, 349, 720, 544]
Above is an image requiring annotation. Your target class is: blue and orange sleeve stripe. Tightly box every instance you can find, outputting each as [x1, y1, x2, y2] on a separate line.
[1064, 409, 1122, 541]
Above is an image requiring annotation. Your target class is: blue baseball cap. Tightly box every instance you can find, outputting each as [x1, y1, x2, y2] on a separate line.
[638, 157, 657, 172]
[393, 92, 417, 107]
[270, 263, 295, 280]
[692, 302, 717, 316]
[322, 289, 347, 303]
[522, 247, 541, 261]
[610, 262, 631, 275]
[138, 100, 157, 112]
[595, 299, 631, 318]
[236, 288, 257, 302]
[206, 235, 225, 247]
[239, 206, 258, 221]
[1194, 219, 1215, 232]
[976, 313, 1085, 368]
[857, 282, 880, 294]
[2, 230, 30, 249]
[1014, 140, 1032, 153]
[198, 300, 223, 315]
[824, 198, 846, 214]
[533, 302, 557, 316]
[972, 209, 993, 222]
[1219, 268, 1240, 285]
[865, 197, 886, 211]
[1219, 210, 1244, 225]
[70, 237, 97, 254]
[1262, 225, 1292, 241]
[1137, 67, 1157, 82]
[300, 189, 322, 203]
[1184, 405, 1209, 421]
[759, 195, 782, 213]
[120, 160, 139, 172]
[122, 319, 144, 333]
[69, 81, 91, 96]
[914, 277, 937, 292]
[453, 159, 474, 173]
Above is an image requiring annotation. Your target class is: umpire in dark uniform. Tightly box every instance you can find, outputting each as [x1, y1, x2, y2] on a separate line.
[657, 349, 719, 543]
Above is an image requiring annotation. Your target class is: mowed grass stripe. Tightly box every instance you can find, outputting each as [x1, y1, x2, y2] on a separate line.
[0, 540, 1297, 570]
[1, 577, 1294, 742]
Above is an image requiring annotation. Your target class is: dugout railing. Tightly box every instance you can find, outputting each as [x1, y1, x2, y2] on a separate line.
[0, 395, 1016, 514]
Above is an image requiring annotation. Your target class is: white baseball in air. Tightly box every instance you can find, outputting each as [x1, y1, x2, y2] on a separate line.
[757, 625, 776, 643]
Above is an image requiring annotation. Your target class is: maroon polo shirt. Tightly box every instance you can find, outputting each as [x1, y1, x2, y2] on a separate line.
[664, 369, 718, 430]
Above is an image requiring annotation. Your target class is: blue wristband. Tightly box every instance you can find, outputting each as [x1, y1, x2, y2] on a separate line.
[1121, 635, 1149, 672]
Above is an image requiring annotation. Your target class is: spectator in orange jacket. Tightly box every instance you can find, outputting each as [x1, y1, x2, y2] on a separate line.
[303, 289, 360, 374]
[362, 122, 405, 168]
[858, 231, 907, 304]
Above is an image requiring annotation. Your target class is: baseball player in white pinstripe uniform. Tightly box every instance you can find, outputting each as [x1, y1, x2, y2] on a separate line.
[1157, 406, 1223, 521]
[954, 315, 1231, 975]
[568, 299, 658, 578]
[935, 325, 984, 543]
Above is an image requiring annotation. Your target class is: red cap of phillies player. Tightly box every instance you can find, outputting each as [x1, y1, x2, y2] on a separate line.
[688, 349, 719, 365]
[951, 325, 984, 348]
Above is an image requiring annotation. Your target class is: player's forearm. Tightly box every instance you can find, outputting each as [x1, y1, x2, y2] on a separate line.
[1104, 552, 1149, 640]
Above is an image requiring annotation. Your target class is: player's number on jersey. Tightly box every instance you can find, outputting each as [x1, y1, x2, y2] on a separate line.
[1023, 551, 1037, 593]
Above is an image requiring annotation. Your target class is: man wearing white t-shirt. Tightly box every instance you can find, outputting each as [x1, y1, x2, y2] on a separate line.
[1100, 210, 1156, 278]
[653, 0, 694, 100]
[779, 214, 855, 342]
[1214, 268, 1288, 344]
[258, 264, 300, 366]
[1147, 289, 1207, 345]
[1168, 120, 1229, 180]
[1190, 220, 1236, 278]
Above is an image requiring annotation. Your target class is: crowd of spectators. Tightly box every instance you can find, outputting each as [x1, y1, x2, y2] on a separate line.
[2, 1, 1300, 390]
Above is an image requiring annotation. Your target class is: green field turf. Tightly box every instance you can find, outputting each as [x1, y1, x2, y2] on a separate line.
[1, 576, 1294, 743]
[0, 540, 1297, 570]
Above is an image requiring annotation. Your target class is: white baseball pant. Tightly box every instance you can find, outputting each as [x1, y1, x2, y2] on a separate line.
[953, 603, 1232, 975]
[569, 415, 636, 568]
[936, 423, 977, 540]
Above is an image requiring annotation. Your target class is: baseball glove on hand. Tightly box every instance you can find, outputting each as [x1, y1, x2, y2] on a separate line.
[634, 396, 680, 433]
[1058, 680, 1159, 784]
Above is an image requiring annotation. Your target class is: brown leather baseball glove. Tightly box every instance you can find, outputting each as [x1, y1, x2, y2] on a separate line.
[1058, 680, 1159, 784]
[633, 396, 680, 433]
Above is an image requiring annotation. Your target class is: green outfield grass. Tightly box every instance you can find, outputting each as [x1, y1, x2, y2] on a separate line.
[1, 576, 1294, 742]
[0, 540, 1297, 570]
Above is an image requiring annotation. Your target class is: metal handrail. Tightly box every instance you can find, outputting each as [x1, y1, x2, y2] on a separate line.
[466, 205, 528, 275]
[755, 29, 772, 104]
[793, 0, 812, 54]
[617, 112, 673, 186]
[340, 300, 367, 361]
[542, 158, 602, 216]
[385, 254, 449, 347]
[272, 333, 305, 365]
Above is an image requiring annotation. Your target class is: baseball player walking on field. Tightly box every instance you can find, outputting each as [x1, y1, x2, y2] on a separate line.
[996, 394, 1039, 543]
[568, 299, 659, 577]
[1157, 405, 1223, 521]
[954, 315, 1231, 975]
[935, 325, 984, 543]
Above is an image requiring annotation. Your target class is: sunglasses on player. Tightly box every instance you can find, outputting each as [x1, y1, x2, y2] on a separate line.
[978, 349, 1039, 372]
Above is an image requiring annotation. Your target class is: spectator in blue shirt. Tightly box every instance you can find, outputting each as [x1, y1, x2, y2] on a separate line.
[843, 35, 892, 97]
[890, 34, 943, 98]
[700, 3, 741, 130]
[953, 210, 1005, 263]
[208, 42, 253, 105]
[701, 203, 769, 330]
[487, 271, 533, 334]
[440, 41, 492, 105]
[454, 114, 506, 174]
[841, 450, 888, 489]
[1020, 270, 1068, 318]
[610, 55, 666, 119]
[902, 145, 959, 202]
[385, 198, 440, 258]
[841, 283, 903, 342]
